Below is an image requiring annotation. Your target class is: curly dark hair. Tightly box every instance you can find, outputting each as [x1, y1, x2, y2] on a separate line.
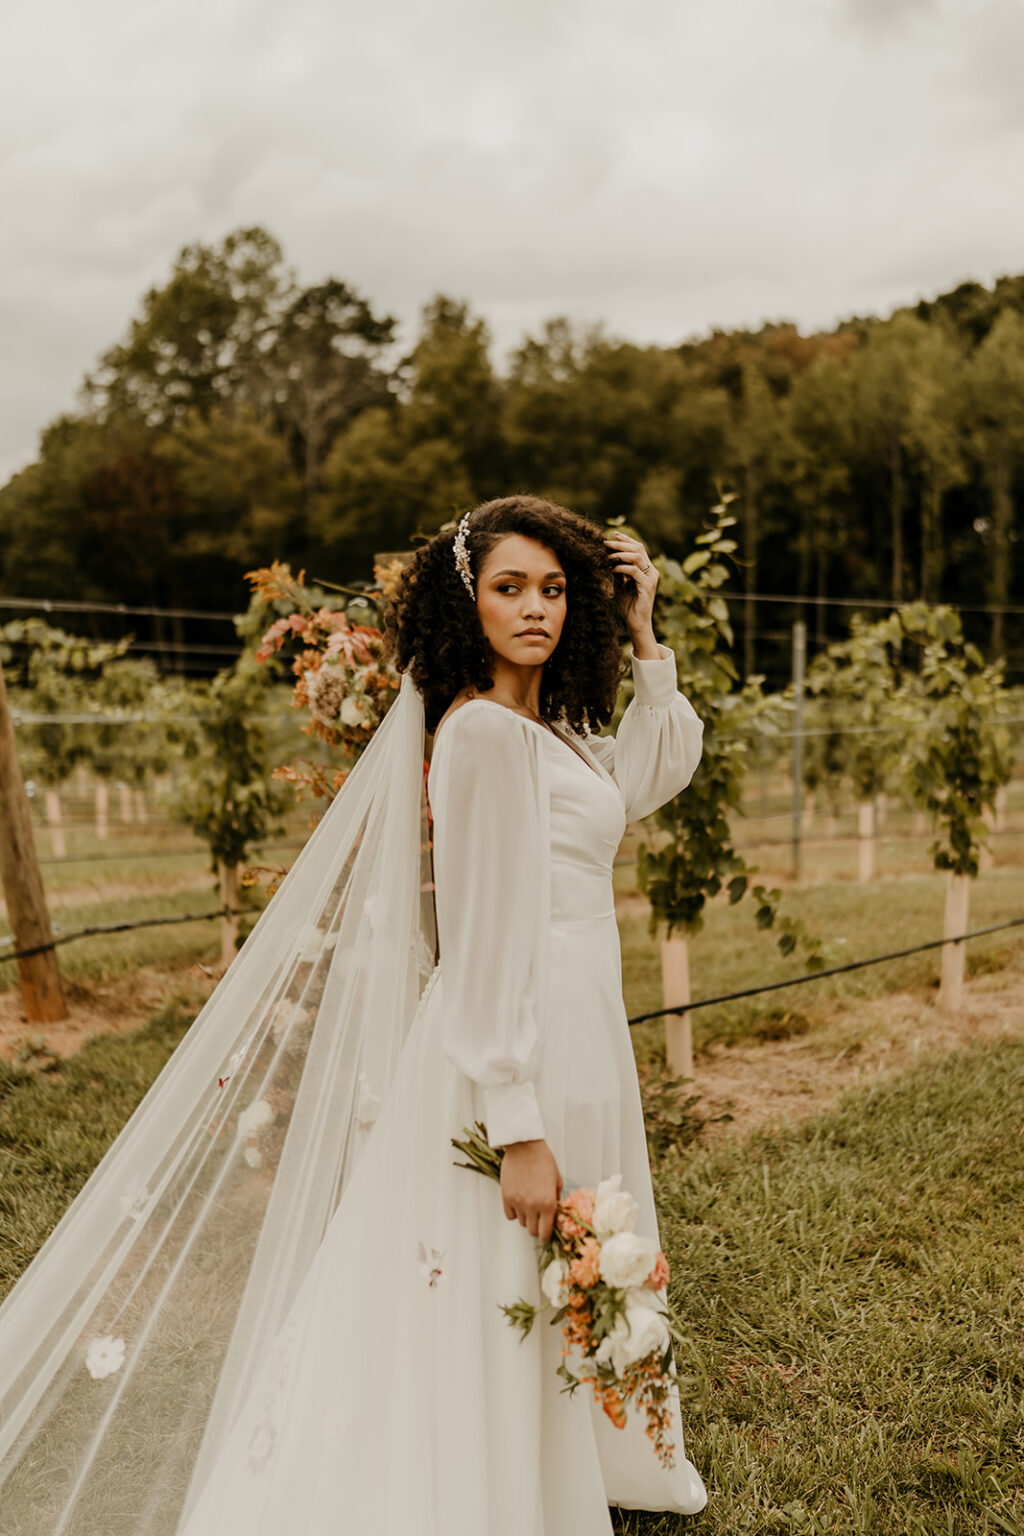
[383, 495, 626, 735]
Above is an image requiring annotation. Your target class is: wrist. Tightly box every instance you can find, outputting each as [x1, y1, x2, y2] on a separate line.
[628, 628, 660, 661]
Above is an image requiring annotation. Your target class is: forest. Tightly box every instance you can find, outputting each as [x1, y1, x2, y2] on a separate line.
[2, 225, 1023, 689]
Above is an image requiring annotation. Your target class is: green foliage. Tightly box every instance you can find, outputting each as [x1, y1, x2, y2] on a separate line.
[805, 601, 1013, 880]
[803, 612, 906, 802]
[169, 651, 293, 871]
[896, 603, 1014, 878]
[628, 498, 822, 967]
[1, 618, 134, 787]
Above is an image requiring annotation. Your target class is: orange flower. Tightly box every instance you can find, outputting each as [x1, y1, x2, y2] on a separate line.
[569, 1238, 602, 1289]
[558, 1187, 595, 1239]
[601, 1388, 627, 1430]
[645, 1250, 670, 1290]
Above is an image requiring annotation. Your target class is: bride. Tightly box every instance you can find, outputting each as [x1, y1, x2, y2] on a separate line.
[0, 495, 707, 1533]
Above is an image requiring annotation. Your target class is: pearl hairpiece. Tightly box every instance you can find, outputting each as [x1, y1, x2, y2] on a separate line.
[453, 511, 475, 599]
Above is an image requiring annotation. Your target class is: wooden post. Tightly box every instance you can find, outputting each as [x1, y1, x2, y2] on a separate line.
[44, 786, 66, 859]
[118, 781, 133, 824]
[219, 861, 240, 967]
[661, 935, 693, 1078]
[938, 872, 970, 1013]
[95, 779, 109, 840]
[979, 805, 995, 873]
[857, 800, 874, 882]
[0, 661, 67, 1022]
[134, 787, 148, 824]
[791, 620, 805, 881]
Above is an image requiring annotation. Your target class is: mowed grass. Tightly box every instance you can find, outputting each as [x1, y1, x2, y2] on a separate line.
[614, 1036, 1024, 1535]
[0, 998, 195, 1296]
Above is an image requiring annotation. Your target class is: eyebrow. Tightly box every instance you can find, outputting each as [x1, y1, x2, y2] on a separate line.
[491, 569, 566, 580]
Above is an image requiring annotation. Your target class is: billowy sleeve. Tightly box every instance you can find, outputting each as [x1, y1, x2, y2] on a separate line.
[430, 707, 549, 1148]
[579, 643, 703, 822]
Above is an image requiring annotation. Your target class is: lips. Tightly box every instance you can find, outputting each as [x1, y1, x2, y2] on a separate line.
[517, 630, 550, 638]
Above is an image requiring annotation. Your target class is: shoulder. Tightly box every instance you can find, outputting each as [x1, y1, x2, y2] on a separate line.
[433, 697, 538, 749]
[429, 701, 543, 794]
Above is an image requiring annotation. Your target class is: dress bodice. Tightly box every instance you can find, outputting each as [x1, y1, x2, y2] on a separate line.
[425, 644, 703, 1149]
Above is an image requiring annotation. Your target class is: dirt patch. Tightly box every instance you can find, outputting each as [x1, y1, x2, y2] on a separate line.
[0, 965, 218, 1063]
[692, 969, 1024, 1145]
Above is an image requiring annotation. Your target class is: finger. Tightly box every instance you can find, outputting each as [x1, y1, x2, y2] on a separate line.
[503, 1198, 516, 1222]
[527, 1211, 540, 1238]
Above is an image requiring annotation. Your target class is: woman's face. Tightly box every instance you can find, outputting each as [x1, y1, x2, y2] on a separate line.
[475, 533, 567, 669]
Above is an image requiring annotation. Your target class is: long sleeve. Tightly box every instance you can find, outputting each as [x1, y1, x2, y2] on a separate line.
[579, 643, 703, 822]
[429, 706, 550, 1147]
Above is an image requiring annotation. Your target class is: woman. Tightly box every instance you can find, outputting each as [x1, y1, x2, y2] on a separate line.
[0, 496, 706, 1533]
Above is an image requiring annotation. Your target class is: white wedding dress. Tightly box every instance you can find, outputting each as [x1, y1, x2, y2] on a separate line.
[178, 643, 708, 1534]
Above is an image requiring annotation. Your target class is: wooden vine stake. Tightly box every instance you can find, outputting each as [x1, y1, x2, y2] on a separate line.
[0, 659, 67, 1022]
[939, 873, 970, 1013]
[661, 936, 692, 1078]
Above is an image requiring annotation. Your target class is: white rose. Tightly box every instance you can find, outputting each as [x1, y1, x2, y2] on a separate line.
[340, 696, 364, 727]
[244, 1145, 262, 1168]
[595, 1295, 671, 1375]
[540, 1257, 570, 1308]
[598, 1231, 660, 1290]
[592, 1174, 638, 1240]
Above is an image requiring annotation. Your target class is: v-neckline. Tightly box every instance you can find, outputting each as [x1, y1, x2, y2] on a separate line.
[434, 699, 607, 785]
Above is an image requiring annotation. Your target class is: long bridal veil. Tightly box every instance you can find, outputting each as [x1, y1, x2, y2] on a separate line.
[0, 672, 434, 1536]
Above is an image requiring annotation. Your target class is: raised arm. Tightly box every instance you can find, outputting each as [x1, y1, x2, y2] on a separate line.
[580, 644, 703, 822]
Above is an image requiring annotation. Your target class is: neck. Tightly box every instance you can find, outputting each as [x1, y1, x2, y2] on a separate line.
[484, 657, 546, 717]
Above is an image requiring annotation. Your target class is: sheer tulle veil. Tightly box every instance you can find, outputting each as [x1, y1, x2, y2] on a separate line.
[0, 670, 435, 1535]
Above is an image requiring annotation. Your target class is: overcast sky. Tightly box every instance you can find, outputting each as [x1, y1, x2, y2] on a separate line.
[2, 0, 1022, 484]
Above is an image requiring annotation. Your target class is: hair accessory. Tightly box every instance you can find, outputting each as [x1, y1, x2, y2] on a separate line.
[453, 512, 475, 599]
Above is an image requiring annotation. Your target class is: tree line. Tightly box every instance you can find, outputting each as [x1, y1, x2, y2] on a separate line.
[1, 225, 1023, 686]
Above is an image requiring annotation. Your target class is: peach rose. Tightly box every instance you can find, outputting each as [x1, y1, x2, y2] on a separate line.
[645, 1250, 670, 1290]
[558, 1187, 595, 1239]
[569, 1238, 602, 1289]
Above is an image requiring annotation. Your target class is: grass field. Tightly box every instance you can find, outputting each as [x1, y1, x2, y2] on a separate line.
[616, 1036, 1024, 1534]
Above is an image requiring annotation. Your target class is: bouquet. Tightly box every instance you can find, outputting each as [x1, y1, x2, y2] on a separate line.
[452, 1123, 680, 1468]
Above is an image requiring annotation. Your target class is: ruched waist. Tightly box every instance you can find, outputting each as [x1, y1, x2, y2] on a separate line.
[549, 859, 618, 927]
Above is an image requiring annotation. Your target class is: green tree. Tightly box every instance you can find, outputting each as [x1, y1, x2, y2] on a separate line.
[903, 321, 969, 604]
[789, 354, 854, 648]
[399, 295, 505, 498]
[725, 364, 792, 675]
[156, 405, 302, 573]
[86, 227, 291, 429]
[966, 309, 1024, 656]
[266, 279, 397, 495]
[315, 406, 472, 577]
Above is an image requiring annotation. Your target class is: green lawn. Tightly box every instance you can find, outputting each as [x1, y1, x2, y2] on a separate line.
[615, 1035, 1024, 1534]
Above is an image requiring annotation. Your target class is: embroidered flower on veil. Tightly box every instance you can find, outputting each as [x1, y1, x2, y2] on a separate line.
[354, 1073, 381, 1130]
[417, 1243, 445, 1288]
[118, 1183, 152, 1222]
[85, 1334, 126, 1380]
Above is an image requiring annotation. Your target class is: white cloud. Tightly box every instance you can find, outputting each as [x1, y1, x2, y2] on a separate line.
[1, 0, 1022, 482]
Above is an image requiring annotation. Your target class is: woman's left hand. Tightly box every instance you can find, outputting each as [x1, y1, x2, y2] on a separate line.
[605, 531, 658, 634]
